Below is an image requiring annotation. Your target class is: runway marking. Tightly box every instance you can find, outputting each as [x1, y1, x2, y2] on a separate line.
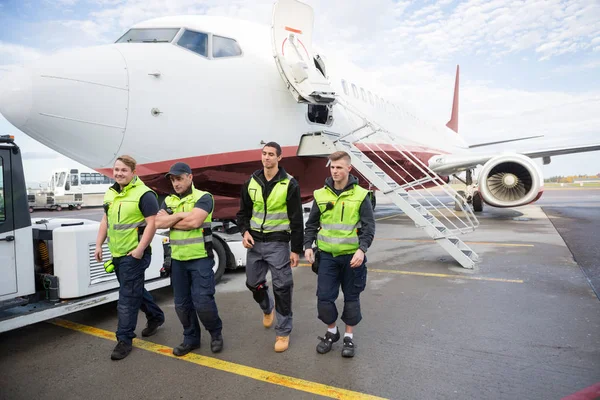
[297, 264, 522, 283]
[375, 238, 534, 247]
[51, 319, 387, 400]
[375, 213, 403, 221]
[368, 268, 523, 283]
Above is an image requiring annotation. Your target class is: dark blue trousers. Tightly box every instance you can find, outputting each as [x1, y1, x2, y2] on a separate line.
[114, 253, 165, 345]
[171, 257, 223, 346]
[317, 251, 367, 327]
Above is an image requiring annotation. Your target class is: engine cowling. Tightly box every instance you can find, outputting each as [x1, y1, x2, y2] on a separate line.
[478, 154, 544, 208]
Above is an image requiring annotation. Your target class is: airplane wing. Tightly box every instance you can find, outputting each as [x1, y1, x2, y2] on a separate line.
[429, 142, 600, 175]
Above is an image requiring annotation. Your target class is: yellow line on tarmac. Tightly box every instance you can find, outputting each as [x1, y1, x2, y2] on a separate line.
[51, 319, 387, 400]
[375, 238, 534, 247]
[369, 268, 523, 283]
[375, 213, 404, 221]
[297, 264, 522, 283]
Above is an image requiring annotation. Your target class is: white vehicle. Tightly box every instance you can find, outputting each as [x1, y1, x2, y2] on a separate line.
[0, 136, 247, 333]
[0, 0, 598, 267]
[49, 168, 115, 208]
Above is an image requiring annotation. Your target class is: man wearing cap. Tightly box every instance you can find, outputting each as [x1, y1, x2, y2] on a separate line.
[155, 162, 224, 356]
[236, 141, 304, 353]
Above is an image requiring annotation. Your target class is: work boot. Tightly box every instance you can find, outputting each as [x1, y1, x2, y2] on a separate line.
[316, 330, 340, 354]
[141, 319, 163, 337]
[341, 337, 355, 358]
[274, 336, 289, 352]
[263, 309, 274, 328]
[211, 335, 224, 353]
[173, 343, 200, 357]
[111, 341, 132, 360]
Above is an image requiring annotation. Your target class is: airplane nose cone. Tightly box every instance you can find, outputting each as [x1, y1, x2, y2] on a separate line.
[0, 45, 129, 167]
[0, 67, 33, 129]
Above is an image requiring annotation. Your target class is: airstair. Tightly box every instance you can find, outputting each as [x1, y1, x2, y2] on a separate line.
[298, 100, 480, 269]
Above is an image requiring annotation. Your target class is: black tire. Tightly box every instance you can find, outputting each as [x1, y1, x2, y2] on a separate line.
[68, 205, 74, 210]
[29, 207, 34, 213]
[472, 191, 484, 212]
[368, 191, 376, 210]
[56, 205, 62, 211]
[76, 204, 82, 210]
[454, 190, 466, 211]
[212, 238, 227, 284]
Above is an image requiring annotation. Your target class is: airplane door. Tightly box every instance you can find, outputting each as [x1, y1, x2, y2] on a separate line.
[0, 148, 17, 296]
[272, 0, 336, 104]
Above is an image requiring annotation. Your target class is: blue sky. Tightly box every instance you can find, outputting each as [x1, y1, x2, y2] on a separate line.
[1, 0, 599, 184]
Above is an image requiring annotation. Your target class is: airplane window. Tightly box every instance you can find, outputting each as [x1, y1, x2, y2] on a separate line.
[341, 80, 349, 96]
[177, 30, 208, 57]
[116, 28, 179, 43]
[360, 88, 367, 102]
[368, 91, 374, 105]
[213, 35, 242, 58]
[351, 84, 359, 98]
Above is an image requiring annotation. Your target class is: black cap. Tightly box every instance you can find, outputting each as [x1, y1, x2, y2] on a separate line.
[165, 162, 192, 178]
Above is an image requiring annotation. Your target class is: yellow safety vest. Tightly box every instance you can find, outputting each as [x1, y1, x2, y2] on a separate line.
[314, 184, 368, 257]
[165, 187, 213, 261]
[104, 177, 155, 257]
[248, 175, 291, 233]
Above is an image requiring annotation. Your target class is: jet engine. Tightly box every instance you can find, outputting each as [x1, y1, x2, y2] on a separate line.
[478, 154, 544, 207]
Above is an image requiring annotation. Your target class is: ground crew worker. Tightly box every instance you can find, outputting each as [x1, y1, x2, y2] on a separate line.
[236, 142, 304, 352]
[155, 162, 224, 356]
[304, 150, 375, 358]
[94, 155, 165, 361]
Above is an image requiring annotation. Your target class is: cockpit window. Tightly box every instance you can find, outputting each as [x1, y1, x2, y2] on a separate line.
[177, 30, 208, 57]
[213, 36, 242, 58]
[116, 28, 179, 43]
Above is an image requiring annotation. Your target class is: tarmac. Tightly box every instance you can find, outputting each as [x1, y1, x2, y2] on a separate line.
[0, 189, 598, 400]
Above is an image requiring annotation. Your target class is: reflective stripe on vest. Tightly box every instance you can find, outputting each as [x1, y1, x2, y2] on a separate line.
[165, 187, 213, 261]
[313, 184, 369, 257]
[103, 177, 156, 257]
[248, 175, 291, 233]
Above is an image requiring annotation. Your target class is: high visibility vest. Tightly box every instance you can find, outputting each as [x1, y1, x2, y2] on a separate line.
[314, 184, 369, 257]
[248, 175, 291, 233]
[165, 187, 213, 261]
[104, 177, 155, 257]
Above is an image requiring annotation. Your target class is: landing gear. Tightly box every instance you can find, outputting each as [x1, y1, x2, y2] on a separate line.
[454, 190, 466, 211]
[453, 170, 484, 213]
[472, 191, 483, 212]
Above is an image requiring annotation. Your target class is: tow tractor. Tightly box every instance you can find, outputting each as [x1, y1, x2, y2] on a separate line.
[0, 136, 248, 333]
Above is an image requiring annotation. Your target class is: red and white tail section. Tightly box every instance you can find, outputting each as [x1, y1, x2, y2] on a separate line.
[446, 65, 460, 133]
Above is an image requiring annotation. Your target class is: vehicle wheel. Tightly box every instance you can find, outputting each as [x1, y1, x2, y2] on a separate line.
[472, 191, 484, 212]
[368, 191, 376, 210]
[212, 238, 227, 284]
[454, 190, 466, 211]
[56, 205, 62, 211]
[68, 205, 74, 210]
[76, 204, 82, 210]
[29, 207, 34, 213]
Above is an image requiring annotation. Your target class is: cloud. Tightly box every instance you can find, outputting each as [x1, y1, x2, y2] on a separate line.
[0, 42, 43, 64]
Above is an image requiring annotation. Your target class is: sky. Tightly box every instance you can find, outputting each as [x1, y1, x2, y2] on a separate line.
[0, 0, 599, 186]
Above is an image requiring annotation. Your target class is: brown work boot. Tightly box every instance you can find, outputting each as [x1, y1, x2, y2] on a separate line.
[263, 309, 274, 328]
[274, 336, 289, 352]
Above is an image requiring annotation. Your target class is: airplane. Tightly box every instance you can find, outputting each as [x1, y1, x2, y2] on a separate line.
[1, 0, 599, 223]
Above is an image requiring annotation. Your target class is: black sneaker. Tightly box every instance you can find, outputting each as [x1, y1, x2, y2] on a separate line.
[111, 341, 132, 360]
[211, 335, 224, 353]
[341, 337, 355, 358]
[141, 319, 164, 337]
[316, 330, 340, 354]
[173, 343, 200, 357]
